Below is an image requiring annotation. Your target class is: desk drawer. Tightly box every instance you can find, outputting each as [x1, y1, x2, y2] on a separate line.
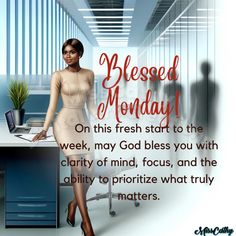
[6, 193, 57, 202]
[6, 202, 56, 212]
[6, 212, 56, 221]
[6, 220, 56, 227]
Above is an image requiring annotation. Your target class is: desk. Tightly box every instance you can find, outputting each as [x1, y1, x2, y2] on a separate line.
[0, 122, 59, 228]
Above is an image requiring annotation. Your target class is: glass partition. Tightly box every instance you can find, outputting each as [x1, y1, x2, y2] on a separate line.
[137, 0, 217, 121]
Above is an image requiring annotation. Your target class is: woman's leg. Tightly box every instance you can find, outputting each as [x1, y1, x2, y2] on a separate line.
[68, 154, 95, 236]
[68, 181, 90, 212]
[66, 181, 90, 227]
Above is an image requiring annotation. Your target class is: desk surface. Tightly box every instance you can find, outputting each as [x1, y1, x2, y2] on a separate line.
[0, 122, 57, 147]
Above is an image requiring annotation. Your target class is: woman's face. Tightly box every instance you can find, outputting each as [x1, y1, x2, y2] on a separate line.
[63, 45, 80, 66]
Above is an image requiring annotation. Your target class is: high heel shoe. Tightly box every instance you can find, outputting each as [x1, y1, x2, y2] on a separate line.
[81, 222, 95, 236]
[81, 222, 85, 235]
[65, 202, 76, 227]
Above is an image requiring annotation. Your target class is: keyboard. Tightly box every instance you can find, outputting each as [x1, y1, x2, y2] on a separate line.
[14, 128, 30, 133]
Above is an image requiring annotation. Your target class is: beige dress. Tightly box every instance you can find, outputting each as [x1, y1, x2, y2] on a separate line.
[43, 69, 96, 156]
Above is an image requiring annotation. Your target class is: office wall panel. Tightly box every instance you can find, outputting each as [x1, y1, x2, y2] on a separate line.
[10, 0, 16, 75]
[51, 0, 55, 73]
[0, 0, 6, 74]
[42, 0, 47, 75]
[2, 0, 93, 78]
[18, 0, 23, 75]
[25, 0, 30, 75]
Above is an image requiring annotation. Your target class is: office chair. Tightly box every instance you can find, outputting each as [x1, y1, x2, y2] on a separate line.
[87, 160, 140, 216]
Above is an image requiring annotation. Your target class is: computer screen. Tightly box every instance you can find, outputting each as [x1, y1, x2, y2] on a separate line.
[5, 111, 15, 132]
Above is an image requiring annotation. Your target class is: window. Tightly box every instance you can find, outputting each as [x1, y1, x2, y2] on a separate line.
[3, 0, 92, 86]
[0, 0, 6, 74]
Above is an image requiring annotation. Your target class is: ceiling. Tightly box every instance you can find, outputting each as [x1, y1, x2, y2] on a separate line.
[57, 0, 175, 47]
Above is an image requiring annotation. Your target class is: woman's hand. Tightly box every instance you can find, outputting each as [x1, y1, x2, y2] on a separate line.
[32, 130, 47, 142]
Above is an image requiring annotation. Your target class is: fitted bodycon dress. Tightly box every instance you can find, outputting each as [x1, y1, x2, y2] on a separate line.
[43, 69, 96, 156]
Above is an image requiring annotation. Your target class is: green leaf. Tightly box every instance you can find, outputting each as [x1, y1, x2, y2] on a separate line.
[8, 80, 29, 109]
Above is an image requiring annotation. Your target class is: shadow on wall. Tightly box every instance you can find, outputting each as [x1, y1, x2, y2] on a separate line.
[190, 61, 219, 137]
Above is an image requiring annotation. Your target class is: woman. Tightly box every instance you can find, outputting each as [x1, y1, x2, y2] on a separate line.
[32, 38, 96, 236]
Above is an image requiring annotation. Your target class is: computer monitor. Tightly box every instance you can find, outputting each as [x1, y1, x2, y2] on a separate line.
[5, 110, 16, 133]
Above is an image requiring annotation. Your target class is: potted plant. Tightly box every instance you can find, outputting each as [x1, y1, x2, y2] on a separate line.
[8, 80, 29, 125]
